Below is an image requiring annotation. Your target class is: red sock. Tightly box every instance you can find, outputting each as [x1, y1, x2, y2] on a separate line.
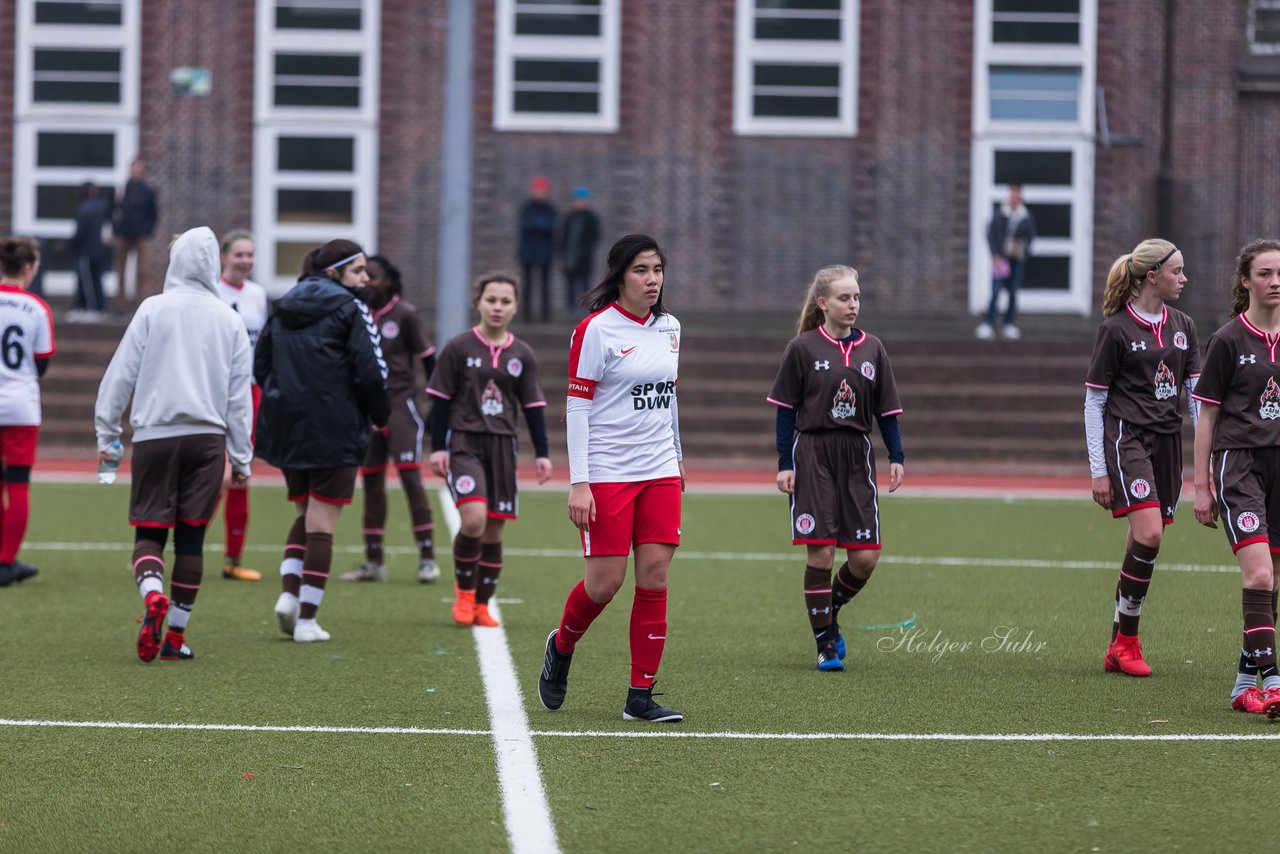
[557, 579, 609, 654]
[0, 481, 30, 564]
[224, 486, 249, 559]
[629, 586, 668, 689]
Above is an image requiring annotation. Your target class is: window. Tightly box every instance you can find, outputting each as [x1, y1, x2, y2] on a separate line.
[253, 1, 380, 293]
[494, 0, 620, 132]
[969, 0, 1096, 316]
[1250, 1, 1280, 54]
[734, 0, 859, 136]
[12, 0, 139, 294]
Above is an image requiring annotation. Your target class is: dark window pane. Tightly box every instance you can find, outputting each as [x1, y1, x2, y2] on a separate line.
[275, 53, 360, 77]
[757, 0, 842, 10]
[514, 59, 599, 83]
[275, 2, 361, 30]
[34, 48, 121, 72]
[754, 94, 840, 118]
[275, 85, 360, 108]
[278, 136, 355, 172]
[993, 20, 1079, 43]
[37, 132, 115, 168]
[276, 241, 315, 277]
[35, 1, 122, 25]
[35, 184, 82, 220]
[755, 17, 840, 40]
[515, 12, 600, 36]
[1256, 9, 1280, 44]
[995, 0, 1077, 11]
[1021, 255, 1071, 291]
[34, 80, 120, 103]
[995, 150, 1073, 185]
[513, 90, 599, 114]
[995, 201, 1071, 238]
[277, 189, 353, 224]
[755, 63, 839, 87]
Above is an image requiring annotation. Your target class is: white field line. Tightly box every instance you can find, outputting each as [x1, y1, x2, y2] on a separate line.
[3, 718, 1280, 742]
[437, 487, 561, 854]
[22, 540, 1241, 575]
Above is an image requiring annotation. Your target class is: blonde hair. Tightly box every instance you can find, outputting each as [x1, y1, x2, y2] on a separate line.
[797, 265, 859, 334]
[1232, 239, 1280, 317]
[1101, 239, 1178, 317]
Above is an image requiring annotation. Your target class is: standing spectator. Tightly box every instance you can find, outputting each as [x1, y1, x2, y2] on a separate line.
[1084, 239, 1198, 678]
[537, 234, 686, 723]
[69, 182, 110, 321]
[94, 226, 254, 662]
[113, 158, 159, 310]
[767, 265, 906, 672]
[976, 182, 1036, 341]
[560, 186, 600, 314]
[427, 272, 551, 624]
[0, 236, 55, 588]
[517, 175, 557, 324]
[213, 231, 268, 582]
[255, 239, 389, 643]
[341, 254, 442, 584]
[1192, 239, 1280, 716]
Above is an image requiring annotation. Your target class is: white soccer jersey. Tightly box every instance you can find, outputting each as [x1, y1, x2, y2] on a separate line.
[0, 285, 55, 426]
[568, 303, 681, 482]
[215, 276, 268, 348]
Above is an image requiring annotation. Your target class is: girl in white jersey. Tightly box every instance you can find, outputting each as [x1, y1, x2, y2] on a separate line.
[214, 231, 269, 582]
[537, 234, 686, 723]
[0, 236, 55, 587]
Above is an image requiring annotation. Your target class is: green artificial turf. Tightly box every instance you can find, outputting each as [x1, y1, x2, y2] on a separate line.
[0, 483, 1269, 852]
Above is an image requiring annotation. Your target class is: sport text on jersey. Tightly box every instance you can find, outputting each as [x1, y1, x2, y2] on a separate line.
[631, 380, 675, 410]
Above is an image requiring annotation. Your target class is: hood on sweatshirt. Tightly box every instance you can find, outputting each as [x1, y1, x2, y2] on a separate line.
[163, 227, 221, 297]
[273, 274, 359, 330]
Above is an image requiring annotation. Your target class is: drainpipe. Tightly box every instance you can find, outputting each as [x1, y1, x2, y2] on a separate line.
[1156, 0, 1175, 238]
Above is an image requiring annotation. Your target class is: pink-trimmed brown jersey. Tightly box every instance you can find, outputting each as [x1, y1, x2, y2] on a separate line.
[426, 327, 546, 436]
[1192, 314, 1280, 451]
[767, 327, 903, 433]
[372, 295, 434, 402]
[1084, 303, 1200, 434]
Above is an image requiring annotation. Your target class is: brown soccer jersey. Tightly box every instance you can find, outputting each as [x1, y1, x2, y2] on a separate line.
[767, 327, 903, 434]
[1192, 314, 1280, 451]
[426, 327, 546, 437]
[372, 295, 434, 402]
[1084, 303, 1201, 434]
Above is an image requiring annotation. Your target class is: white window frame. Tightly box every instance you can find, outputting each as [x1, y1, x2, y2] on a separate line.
[12, 0, 140, 296]
[969, 0, 1096, 317]
[733, 0, 858, 137]
[493, 0, 620, 133]
[1249, 0, 1280, 55]
[253, 0, 380, 294]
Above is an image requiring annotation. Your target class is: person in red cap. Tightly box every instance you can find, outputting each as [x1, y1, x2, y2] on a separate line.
[517, 176, 557, 323]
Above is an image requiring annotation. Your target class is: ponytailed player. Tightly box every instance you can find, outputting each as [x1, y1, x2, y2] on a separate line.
[1084, 239, 1199, 678]
[767, 265, 904, 672]
[427, 272, 551, 628]
[1191, 239, 1280, 716]
[0, 236, 55, 587]
[341, 255, 441, 584]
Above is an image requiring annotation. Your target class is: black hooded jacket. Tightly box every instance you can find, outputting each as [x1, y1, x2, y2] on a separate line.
[254, 275, 390, 470]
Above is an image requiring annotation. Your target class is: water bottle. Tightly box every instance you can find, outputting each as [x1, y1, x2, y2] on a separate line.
[98, 439, 124, 484]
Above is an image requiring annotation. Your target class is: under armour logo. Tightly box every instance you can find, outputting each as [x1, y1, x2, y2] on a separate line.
[1255, 646, 1274, 657]
[467, 357, 483, 368]
[814, 360, 830, 370]
[809, 606, 831, 616]
[1130, 341, 1146, 351]
[1241, 354, 1257, 365]
[855, 529, 871, 539]
[497, 501, 514, 512]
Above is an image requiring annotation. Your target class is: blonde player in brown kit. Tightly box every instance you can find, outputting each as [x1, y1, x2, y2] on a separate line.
[427, 273, 552, 628]
[767, 265, 904, 672]
[1084, 239, 1199, 678]
[1192, 239, 1280, 716]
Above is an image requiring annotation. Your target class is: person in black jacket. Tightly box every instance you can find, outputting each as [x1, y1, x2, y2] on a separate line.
[517, 176, 557, 324]
[112, 158, 159, 310]
[69, 182, 110, 320]
[976, 182, 1036, 341]
[255, 239, 390, 643]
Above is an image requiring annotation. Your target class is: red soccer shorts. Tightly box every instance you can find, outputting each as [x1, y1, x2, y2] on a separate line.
[581, 476, 681, 557]
[0, 425, 39, 467]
